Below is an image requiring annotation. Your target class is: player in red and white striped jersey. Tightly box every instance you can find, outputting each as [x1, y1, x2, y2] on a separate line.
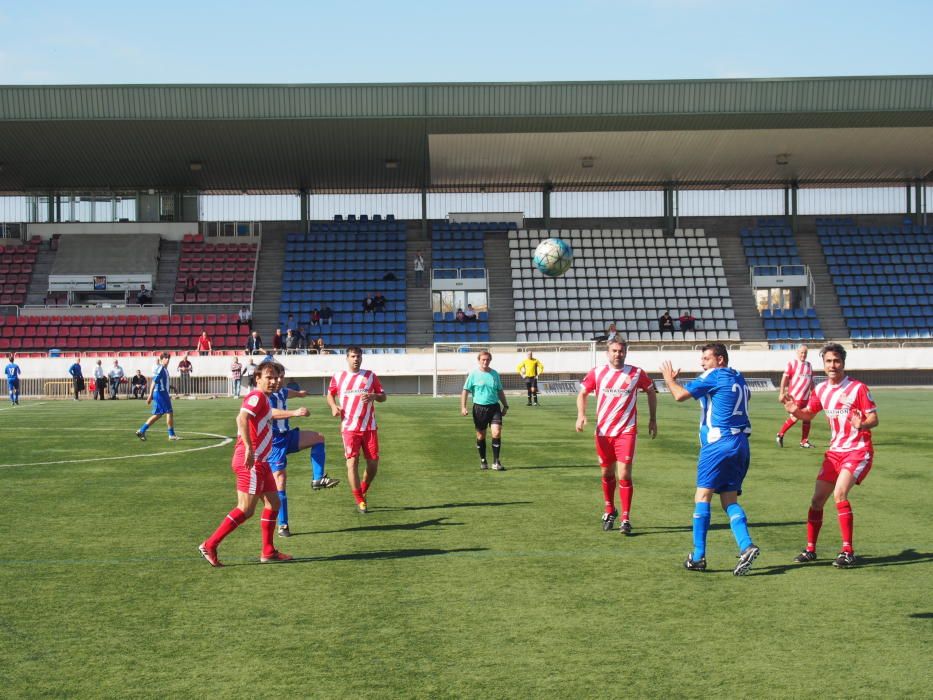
[198, 361, 293, 567]
[327, 346, 386, 513]
[576, 338, 657, 534]
[776, 345, 815, 448]
[783, 343, 878, 569]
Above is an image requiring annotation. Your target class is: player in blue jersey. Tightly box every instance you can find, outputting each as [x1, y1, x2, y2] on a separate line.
[661, 343, 760, 576]
[267, 367, 338, 537]
[135, 352, 179, 441]
[4, 354, 21, 405]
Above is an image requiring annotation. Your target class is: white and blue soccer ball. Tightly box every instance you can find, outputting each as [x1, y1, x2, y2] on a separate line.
[532, 237, 573, 277]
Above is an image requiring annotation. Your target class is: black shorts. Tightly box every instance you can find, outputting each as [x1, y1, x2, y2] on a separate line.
[524, 377, 538, 390]
[472, 403, 503, 431]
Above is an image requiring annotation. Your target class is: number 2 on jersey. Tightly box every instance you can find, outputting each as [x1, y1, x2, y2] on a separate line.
[731, 383, 751, 417]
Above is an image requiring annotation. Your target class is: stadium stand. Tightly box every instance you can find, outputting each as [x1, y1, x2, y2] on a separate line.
[0, 239, 38, 306]
[175, 236, 257, 304]
[430, 222, 509, 343]
[820, 222, 933, 340]
[0, 312, 241, 353]
[510, 227, 738, 343]
[281, 219, 407, 348]
[51, 234, 161, 279]
[741, 219, 826, 342]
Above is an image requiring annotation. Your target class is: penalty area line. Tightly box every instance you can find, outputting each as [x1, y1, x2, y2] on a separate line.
[0, 431, 233, 469]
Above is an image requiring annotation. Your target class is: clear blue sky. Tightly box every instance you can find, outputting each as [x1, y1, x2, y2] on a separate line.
[0, 0, 930, 85]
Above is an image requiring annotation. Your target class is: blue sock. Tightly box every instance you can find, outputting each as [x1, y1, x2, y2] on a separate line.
[692, 502, 711, 561]
[139, 424, 149, 434]
[726, 503, 753, 552]
[278, 490, 288, 526]
[311, 442, 326, 481]
[167, 427, 176, 437]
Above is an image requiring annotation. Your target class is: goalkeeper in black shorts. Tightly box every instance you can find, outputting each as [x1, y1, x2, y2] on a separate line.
[517, 351, 543, 406]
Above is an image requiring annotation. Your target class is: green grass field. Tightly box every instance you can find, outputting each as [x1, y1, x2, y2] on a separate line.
[1, 389, 931, 698]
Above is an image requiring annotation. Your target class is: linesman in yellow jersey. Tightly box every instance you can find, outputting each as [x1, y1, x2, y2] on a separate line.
[517, 351, 544, 406]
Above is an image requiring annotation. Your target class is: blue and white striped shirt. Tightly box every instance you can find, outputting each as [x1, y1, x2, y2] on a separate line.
[267, 387, 293, 434]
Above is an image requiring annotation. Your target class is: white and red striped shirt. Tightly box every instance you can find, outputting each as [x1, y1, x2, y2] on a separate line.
[784, 358, 814, 401]
[580, 364, 654, 437]
[328, 369, 384, 432]
[807, 377, 876, 452]
[238, 389, 273, 463]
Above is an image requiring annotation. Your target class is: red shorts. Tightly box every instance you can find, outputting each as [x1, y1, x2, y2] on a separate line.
[818, 450, 873, 485]
[595, 432, 636, 468]
[231, 459, 274, 494]
[342, 430, 379, 460]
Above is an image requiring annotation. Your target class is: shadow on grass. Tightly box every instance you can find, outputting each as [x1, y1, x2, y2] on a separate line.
[908, 612, 933, 619]
[223, 546, 488, 567]
[627, 520, 802, 537]
[751, 548, 933, 577]
[376, 501, 534, 512]
[511, 464, 596, 470]
[297, 517, 461, 536]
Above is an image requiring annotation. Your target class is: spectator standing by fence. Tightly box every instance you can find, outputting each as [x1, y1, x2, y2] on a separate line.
[109, 360, 125, 399]
[69, 360, 85, 400]
[178, 354, 193, 396]
[230, 357, 244, 398]
[93, 360, 106, 400]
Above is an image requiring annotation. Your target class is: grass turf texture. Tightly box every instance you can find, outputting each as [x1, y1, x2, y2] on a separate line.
[0, 390, 931, 698]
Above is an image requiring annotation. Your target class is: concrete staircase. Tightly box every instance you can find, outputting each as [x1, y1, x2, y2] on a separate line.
[483, 231, 517, 342]
[25, 246, 56, 305]
[405, 221, 433, 347]
[794, 228, 850, 341]
[715, 226, 766, 342]
[252, 225, 290, 342]
[151, 239, 179, 306]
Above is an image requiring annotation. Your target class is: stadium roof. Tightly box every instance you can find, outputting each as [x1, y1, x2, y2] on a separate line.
[1, 76, 932, 193]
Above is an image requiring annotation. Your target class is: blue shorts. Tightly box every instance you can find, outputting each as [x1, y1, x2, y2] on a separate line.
[696, 432, 750, 494]
[7, 379, 17, 391]
[151, 393, 173, 416]
[269, 428, 301, 472]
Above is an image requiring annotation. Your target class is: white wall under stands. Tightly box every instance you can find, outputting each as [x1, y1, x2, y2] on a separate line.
[27, 223, 197, 241]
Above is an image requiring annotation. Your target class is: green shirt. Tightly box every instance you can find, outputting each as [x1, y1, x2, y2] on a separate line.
[463, 368, 503, 406]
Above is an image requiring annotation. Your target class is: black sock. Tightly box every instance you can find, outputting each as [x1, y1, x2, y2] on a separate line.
[492, 439, 501, 463]
[533, 393, 539, 404]
[476, 439, 487, 462]
[527, 389, 532, 403]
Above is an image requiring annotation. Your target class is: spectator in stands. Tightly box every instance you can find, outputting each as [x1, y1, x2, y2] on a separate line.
[195, 331, 212, 356]
[285, 314, 296, 333]
[108, 360, 124, 399]
[606, 322, 621, 342]
[272, 328, 285, 355]
[184, 275, 199, 302]
[414, 250, 426, 287]
[363, 293, 375, 313]
[310, 308, 321, 328]
[285, 329, 300, 354]
[245, 330, 263, 355]
[382, 271, 398, 282]
[679, 311, 696, 332]
[463, 304, 477, 321]
[659, 311, 675, 334]
[131, 369, 147, 399]
[456, 308, 466, 322]
[177, 354, 193, 396]
[237, 306, 253, 332]
[373, 293, 387, 312]
[320, 305, 334, 326]
[230, 357, 244, 397]
[93, 360, 107, 401]
[68, 360, 85, 400]
[136, 284, 152, 306]
[310, 337, 330, 355]
[297, 326, 310, 351]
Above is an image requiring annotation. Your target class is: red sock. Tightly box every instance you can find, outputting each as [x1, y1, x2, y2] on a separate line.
[618, 480, 633, 520]
[351, 488, 364, 505]
[806, 508, 823, 551]
[260, 508, 278, 557]
[836, 500, 854, 553]
[601, 474, 617, 512]
[361, 480, 370, 496]
[205, 508, 246, 549]
[801, 421, 811, 443]
[778, 417, 796, 437]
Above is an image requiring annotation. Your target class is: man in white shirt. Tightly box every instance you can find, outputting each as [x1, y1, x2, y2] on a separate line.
[108, 360, 125, 399]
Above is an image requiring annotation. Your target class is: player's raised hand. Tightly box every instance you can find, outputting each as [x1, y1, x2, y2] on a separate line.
[659, 360, 679, 381]
[848, 408, 863, 429]
[575, 415, 586, 432]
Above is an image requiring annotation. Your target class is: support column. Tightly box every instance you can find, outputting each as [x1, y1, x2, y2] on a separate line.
[662, 186, 674, 235]
[299, 189, 309, 233]
[783, 187, 791, 218]
[542, 184, 552, 227]
[421, 187, 428, 238]
[790, 183, 799, 233]
[914, 180, 923, 222]
[906, 182, 912, 215]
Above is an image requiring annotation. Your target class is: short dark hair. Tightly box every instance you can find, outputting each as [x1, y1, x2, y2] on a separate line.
[346, 345, 363, 356]
[256, 360, 283, 377]
[607, 337, 628, 350]
[159, 351, 171, 360]
[701, 342, 729, 365]
[820, 342, 847, 362]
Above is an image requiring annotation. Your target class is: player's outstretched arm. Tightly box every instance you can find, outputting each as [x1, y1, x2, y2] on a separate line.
[575, 390, 588, 432]
[659, 361, 691, 402]
[782, 396, 815, 421]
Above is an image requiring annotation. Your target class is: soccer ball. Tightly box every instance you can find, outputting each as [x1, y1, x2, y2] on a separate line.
[532, 237, 573, 277]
